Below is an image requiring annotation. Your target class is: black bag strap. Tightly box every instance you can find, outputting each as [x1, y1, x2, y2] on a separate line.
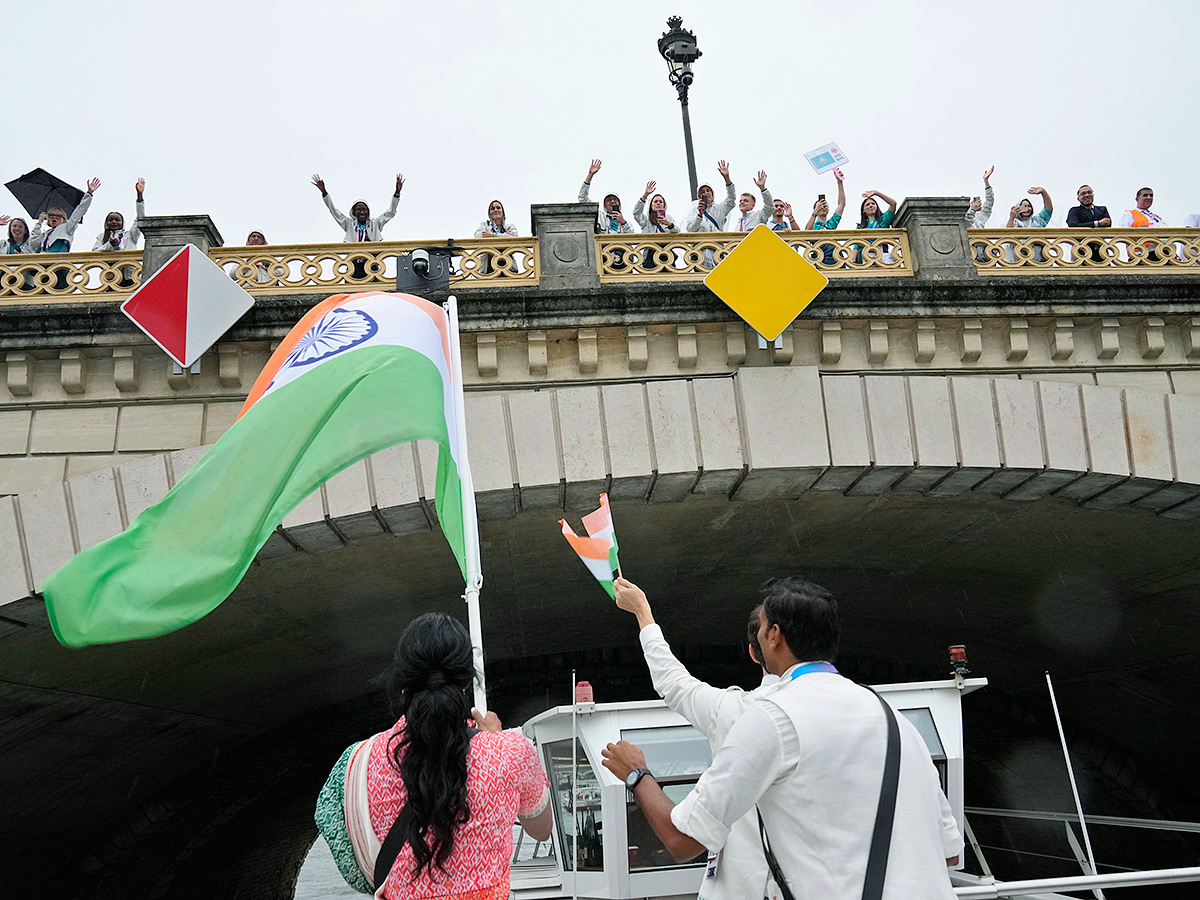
[757, 806, 796, 900]
[754, 687, 902, 900]
[372, 726, 479, 890]
[861, 687, 902, 900]
[374, 802, 414, 890]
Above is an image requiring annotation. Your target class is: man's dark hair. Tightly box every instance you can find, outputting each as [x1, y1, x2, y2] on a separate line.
[759, 576, 839, 662]
[747, 604, 765, 665]
[1137, 187, 1153, 196]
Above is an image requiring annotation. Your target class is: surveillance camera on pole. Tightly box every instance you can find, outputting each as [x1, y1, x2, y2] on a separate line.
[397, 242, 455, 297]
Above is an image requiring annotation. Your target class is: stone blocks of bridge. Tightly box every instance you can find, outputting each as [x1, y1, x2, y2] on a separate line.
[5, 370, 1200, 608]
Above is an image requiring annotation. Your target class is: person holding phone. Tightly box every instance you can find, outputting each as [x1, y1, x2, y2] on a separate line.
[633, 181, 678, 234]
[964, 166, 995, 228]
[578, 159, 634, 235]
[806, 168, 847, 266]
[92, 179, 146, 251]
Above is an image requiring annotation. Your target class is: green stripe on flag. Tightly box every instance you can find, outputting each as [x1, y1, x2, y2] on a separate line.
[44, 345, 464, 647]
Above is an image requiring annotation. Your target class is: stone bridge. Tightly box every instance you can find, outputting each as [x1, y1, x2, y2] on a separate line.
[3, 199, 1200, 898]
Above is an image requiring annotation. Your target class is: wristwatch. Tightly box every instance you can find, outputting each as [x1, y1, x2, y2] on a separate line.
[625, 767, 653, 791]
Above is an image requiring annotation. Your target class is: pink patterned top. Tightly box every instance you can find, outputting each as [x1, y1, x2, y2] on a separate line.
[367, 718, 550, 899]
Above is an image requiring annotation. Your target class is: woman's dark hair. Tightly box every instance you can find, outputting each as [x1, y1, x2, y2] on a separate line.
[759, 576, 840, 663]
[488, 199, 506, 225]
[103, 211, 124, 242]
[648, 193, 667, 226]
[858, 196, 883, 228]
[386, 612, 475, 881]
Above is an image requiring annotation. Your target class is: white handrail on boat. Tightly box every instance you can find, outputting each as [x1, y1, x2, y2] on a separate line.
[953, 865, 1200, 898]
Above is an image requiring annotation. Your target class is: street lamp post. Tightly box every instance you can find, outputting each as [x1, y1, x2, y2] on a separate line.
[657, 16, 702, 201]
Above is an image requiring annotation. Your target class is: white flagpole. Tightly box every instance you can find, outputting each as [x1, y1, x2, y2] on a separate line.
[445, 294, 487, 712]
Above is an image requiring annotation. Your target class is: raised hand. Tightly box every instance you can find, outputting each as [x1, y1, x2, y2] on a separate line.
[395, 173, 405, 195]
[86, 178, 101, 193]
[135, 177, 145, 200]
[0, 214, 9, 227]
[1028, 186, 1045, 195]
[38, 212, 48, 224]
[643, 180, 656, 199]
[784, 203, 793, 217]
[716, 159, 730, 183]
[588, 158, 603, 178]
[862, 190, 878, 198]
[983, 165, 994, 184]
[471, 708, 502, 732]
[754, 169, 767, 190]
[311, 174, 327, 195]
[833, 166, 845, 182]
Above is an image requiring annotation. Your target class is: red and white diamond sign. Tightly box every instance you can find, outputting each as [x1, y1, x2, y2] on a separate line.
[121, 243, 254, 367]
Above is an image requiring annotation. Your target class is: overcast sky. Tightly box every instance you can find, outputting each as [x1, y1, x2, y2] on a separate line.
[6, 1, 1198, 246]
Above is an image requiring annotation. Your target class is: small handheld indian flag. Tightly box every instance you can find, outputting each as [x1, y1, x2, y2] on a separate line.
[560, 493, 621, 598]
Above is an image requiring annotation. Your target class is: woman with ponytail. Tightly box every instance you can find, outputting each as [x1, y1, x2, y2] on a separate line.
[316, 613, 552, 898]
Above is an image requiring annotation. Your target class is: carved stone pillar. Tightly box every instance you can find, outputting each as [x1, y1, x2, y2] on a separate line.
[138, 215, 224, 280]
[894, 197, 977, 281]
[530, 203, 600, 291]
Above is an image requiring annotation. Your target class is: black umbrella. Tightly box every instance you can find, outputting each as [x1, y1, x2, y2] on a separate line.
[5, 168, 85, 218]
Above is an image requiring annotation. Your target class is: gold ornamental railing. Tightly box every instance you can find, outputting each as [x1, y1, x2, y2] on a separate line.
[211, 236, 539, 294]
[0, 249, 142, 301]
[0, 237, 538, 303]
[969, 227, 1200, 273]
[596, 229, 913, 281]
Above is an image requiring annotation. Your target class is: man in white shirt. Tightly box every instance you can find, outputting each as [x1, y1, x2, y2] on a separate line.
[1117, 187, 1164, 228]
[613, 577, 777, 900]
[683, 161, 737, 234]
[603, 576, 962, 900]
[725, 170, 773, 232]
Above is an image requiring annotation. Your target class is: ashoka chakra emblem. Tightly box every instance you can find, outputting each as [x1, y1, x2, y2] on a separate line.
[284, 308, 378, 368]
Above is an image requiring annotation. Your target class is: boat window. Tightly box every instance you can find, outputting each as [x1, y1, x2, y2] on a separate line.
[900, 707, 946, 759]
[620, 725, 712, 777]
[543, 738, 604, 872]
[620, 725, 710, 871]
[900, 707, 948, 794]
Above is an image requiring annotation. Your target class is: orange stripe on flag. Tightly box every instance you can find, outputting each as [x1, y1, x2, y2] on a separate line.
[238, 293, 354, 419]
[237, 291, 454, 421]
[560, 520, 610, 560]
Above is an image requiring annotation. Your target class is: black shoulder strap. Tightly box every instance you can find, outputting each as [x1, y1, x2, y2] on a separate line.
[374, 802, 414, 891]
[373, 726, 479, 891]
[757, 806, 796, 900]
[861, 687, 902, 900]
[754, 687, 902, 900]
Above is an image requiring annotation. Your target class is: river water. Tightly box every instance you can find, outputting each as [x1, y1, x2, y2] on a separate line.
[294, 836, 362, 899]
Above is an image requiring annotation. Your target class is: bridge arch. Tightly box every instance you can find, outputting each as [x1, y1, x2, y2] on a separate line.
[5, 369, 1200, 898]
[5, 368, 1199, 607]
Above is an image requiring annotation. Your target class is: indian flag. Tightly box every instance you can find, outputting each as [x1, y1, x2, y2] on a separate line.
[560, 493, 620, 598]
[43, 292, 470, 647]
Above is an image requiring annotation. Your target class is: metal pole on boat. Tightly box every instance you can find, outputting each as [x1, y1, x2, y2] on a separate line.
[571, 667, 579, 900]
[1045, 671, 1102, 897]
[953, 865, 1200, 898]
[445, 294, 487, 712]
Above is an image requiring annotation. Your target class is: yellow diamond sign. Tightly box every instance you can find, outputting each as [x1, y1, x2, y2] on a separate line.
[704, 223, 829, 341]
